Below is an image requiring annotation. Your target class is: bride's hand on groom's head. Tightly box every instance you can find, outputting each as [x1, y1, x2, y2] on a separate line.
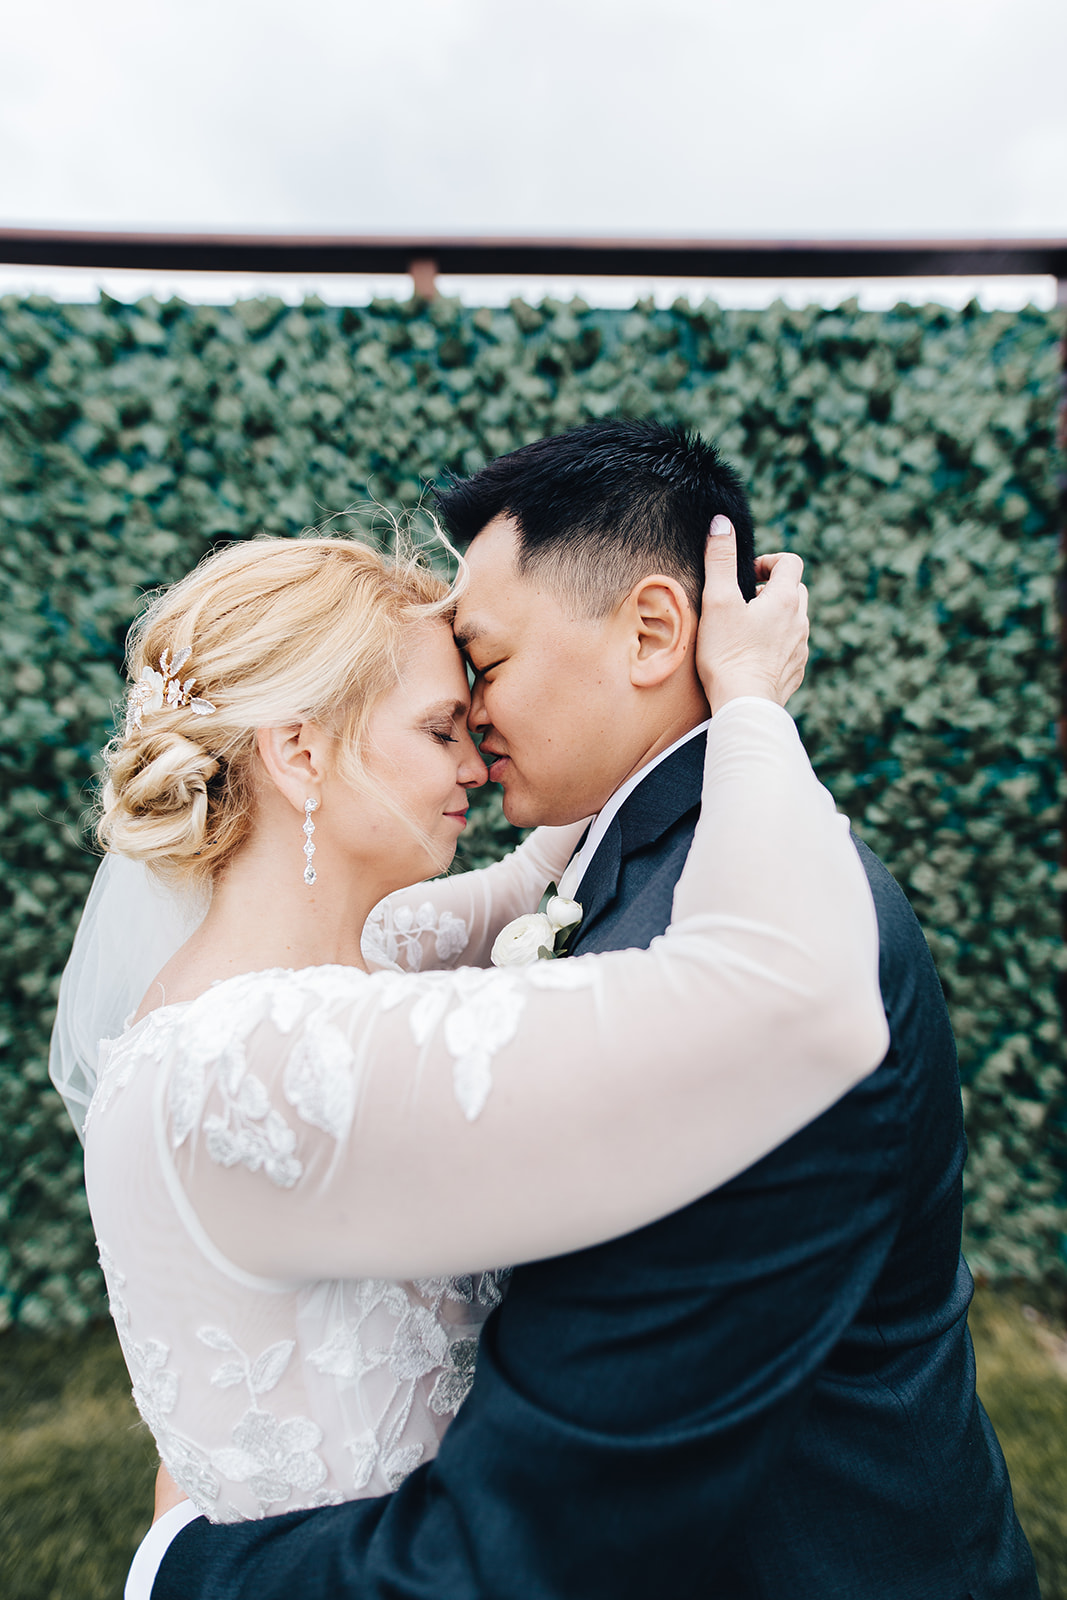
[696, 517, 809, 714]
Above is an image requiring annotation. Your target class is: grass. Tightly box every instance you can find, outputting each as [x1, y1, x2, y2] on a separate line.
[969, 1287, 1067, 1599]
[1, 1288, 1066, 1598]
[0, 1322, 157, 1600]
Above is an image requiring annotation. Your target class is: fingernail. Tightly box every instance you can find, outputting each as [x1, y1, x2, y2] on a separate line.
[710, 515, 733, 537]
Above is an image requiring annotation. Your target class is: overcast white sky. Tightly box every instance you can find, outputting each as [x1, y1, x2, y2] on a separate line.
[2, 0, 1064, 308]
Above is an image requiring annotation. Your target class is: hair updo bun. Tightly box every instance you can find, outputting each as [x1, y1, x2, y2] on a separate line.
[97, 534, 454, 887]
[99, 727, 220, 868]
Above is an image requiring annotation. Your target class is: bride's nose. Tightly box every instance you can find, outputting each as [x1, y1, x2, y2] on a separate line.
[457, 729, 488, 789]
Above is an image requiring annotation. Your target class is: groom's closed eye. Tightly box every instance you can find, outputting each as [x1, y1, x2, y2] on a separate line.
[454, 623, 505, 677]
[462, 647, 505, 682]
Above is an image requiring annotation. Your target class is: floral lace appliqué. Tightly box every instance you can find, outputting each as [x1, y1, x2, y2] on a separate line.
[362, 899, 470, 973]
[306, 1269, 508, 1496]
[377, 967, 526, 1120]
[168, 968, 378, 1179]
[428, 1337, 479, 1416]
[97, 1241, 221, 1511]
[346, 1434, 425, 1493]
[282, 1009, 360, 1140]
[200, 1325, 329, 1512]
[202, 1073, 302, 1188]
[86, 1007, 181, 1138]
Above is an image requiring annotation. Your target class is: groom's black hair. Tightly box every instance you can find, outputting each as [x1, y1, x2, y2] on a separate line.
[433, 419, 757, 614]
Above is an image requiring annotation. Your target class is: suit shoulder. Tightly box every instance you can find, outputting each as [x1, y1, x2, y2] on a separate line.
[852, 836, 925, 948]
[851, 835, 954, 1042]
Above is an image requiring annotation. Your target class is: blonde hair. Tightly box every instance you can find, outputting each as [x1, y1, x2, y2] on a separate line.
[98, 535, 455, 886]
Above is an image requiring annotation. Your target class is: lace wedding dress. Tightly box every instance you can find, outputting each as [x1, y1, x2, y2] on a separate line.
[82, 701, 887, 1524]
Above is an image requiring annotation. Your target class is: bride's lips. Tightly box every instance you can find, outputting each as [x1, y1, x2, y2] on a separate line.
[445, 808, 469, 829]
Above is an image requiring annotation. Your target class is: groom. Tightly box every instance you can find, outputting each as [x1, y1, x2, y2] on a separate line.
[153, 422, 1036, 1598]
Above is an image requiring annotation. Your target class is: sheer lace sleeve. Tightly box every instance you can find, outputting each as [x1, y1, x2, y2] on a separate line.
[126, 700, 888, 1283]
[361, 822, 588, 973]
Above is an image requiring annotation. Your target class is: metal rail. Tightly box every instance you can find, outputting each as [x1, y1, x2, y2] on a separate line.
[1, 229, 1066, 296]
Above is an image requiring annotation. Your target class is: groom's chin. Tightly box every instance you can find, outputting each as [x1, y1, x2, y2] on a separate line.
[498, 790, 529, 827]
[497, 783, 540, 830]
[499, 785, 584, 831]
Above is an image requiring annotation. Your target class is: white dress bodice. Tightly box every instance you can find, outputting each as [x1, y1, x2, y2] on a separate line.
[83, 701, 888, 1524]
[87, 829, 575, 1522]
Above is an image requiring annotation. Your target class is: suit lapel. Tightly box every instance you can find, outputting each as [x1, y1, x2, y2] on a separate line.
[571, 732, 707, 949]
[570, 819, 623, 934]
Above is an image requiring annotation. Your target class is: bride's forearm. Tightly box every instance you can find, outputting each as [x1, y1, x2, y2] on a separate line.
[363, 819, 588, 971]
[171, 700, 887, 1284]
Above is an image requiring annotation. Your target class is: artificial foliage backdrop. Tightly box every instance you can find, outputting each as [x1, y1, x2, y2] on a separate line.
[0, 289, 1062, 1330]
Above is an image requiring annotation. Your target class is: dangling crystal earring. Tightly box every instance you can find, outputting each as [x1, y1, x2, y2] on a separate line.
[303, 797, 318, 886]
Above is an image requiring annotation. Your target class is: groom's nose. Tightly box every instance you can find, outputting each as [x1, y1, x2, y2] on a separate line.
[467, 677, 490, 730]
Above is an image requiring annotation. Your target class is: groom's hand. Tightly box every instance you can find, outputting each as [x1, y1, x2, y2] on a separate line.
[696, 516, 809, 713]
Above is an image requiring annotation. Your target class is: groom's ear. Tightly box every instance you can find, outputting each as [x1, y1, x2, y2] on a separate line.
[624, 574, 696, 688]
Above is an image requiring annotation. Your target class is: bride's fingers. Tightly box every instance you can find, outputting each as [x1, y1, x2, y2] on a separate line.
[783, 626, 810, 694]
[754, 579, 805, 603]
[706, 531, 805, 613]
[697, 522, 812, 711]
[702, 516, 746, 610]
[753, 550, 804, 585]
[758, 551, 805, 599]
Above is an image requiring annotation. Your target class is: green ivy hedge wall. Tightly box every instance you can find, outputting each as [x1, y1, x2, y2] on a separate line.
[0, 289, 1062, 1330]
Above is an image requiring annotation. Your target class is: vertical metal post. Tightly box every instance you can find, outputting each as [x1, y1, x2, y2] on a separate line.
[409, 257, 438, 299]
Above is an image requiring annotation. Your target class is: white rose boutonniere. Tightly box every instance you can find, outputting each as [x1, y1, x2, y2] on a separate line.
[491, 883, 583, 969]
[491, 912, 556, 968]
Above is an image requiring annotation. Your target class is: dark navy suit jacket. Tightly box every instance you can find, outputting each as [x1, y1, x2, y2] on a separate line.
[158, 733, 1037, 1600]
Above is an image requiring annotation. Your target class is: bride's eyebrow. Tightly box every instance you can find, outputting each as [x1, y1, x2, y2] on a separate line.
[422, 698, 468, 719]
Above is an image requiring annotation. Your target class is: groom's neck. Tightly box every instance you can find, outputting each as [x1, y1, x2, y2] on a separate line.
[593, 706, 709, 816]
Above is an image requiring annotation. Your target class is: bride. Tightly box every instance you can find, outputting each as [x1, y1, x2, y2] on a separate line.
[52, 528, 885, 1535]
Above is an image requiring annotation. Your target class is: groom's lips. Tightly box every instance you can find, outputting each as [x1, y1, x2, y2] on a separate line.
[481, 746, 510, 783]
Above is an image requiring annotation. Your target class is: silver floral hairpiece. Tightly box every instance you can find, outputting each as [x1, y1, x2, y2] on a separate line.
[124, 645, 217, 737]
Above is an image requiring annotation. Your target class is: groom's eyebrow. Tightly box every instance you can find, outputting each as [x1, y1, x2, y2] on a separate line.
[452, 621, 482, 650]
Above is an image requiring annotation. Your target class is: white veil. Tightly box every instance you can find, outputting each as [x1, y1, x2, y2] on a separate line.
[48, 855, 208, 1143]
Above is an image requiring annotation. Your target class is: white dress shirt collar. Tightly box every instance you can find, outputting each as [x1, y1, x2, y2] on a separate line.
[556, 720, 710, 901]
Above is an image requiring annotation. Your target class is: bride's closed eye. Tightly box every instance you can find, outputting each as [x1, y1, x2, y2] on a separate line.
[423, 718, 460, 745]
